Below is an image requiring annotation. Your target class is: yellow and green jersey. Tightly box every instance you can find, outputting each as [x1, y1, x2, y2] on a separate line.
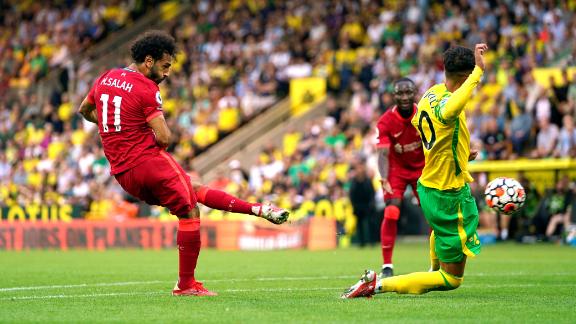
[412, 66, 484, 190]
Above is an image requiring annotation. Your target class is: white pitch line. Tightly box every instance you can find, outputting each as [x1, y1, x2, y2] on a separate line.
[0, 291, 166, 300]
[3, 283, 576, 302]
[211, 275, 357, 282]
[224, 287, 340, 292]
[472, 272, 575, 277]
[1, 273, 574, 293]
[0, 281, 165, 292]
[0, 287, 343, 301]
[0, 277, 354, 292]
[474, 283, 576, 288]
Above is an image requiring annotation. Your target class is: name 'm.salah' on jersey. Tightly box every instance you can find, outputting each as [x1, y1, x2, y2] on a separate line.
[376, 105, 425, 172]
[86, 67, 164, 175]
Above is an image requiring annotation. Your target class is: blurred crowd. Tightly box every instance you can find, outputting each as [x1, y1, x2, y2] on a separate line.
[0, 0, 167, 218]
[471, 173, 575, 244]
[0, 0, 162, 95]
[0, 0, 575, 228]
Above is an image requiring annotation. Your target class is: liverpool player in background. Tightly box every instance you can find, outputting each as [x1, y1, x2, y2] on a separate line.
[78, 31, 289, 297]
[375, 78, 425, 278]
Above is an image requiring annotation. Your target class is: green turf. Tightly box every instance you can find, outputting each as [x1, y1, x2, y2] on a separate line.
[1, 243, 575, 323]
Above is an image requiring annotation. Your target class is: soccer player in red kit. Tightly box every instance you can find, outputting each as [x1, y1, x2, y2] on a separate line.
[376, 78, 425, 277]
[77, 31, 289, 296]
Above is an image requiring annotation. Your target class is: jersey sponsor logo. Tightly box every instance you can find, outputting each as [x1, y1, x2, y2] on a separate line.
[155, 91, 163, 105]
[402, 140, 422, 152]
[100, 77, 133, 93]
[393, 141, 422, 154]
[393, 131, 403, 138]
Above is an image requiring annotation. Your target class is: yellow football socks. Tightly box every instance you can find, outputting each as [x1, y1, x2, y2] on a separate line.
[376, 269, 463, 295]
[429, 231, 440, 271]
[374, 231, 464, 295]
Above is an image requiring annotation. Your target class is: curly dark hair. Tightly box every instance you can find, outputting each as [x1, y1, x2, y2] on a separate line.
[130, 31, 177, 63]
[443, 46, 475, 80]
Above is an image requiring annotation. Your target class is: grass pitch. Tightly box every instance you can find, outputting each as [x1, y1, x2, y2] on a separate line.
[1, 242, 575, 323]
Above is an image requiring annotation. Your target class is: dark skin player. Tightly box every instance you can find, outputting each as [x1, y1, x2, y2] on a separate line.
[378, 80, 418, 207]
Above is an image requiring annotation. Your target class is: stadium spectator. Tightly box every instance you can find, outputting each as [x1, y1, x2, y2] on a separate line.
[550, 70, 571, 115]
[568, 70, 576, 116]
[532, 117, 560, 158]
[324, 127, 348, 150]
[507, 91, 533, 158]
[216, 87, 242, 136]
[543, 176, 574, 241]
[554, 115, 576, 158]
[482, 117, 509, 160]
[468, 104, 487, 144]
[348, 159, 376, 247]
[510, 173, 542, 242]
[325, 96, 345, 126]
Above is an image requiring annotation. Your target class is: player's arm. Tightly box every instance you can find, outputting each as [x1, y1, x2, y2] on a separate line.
[78, 96, 98, 124]
[377, 147, 389, 180]
[147, 114, 172, 149]
[378, 147, 393, 194]
[441, 44, 488, 121]
[376, 120, 393, 194]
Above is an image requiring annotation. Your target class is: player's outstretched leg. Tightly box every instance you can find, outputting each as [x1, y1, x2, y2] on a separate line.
[343, 257, 466, 298]
[375, 269, 462, 295]
[194, 184, 289, 224]
[342, 268, 462, 298]
[381, 204, 400, 277]
[172, 213, 217, 297]
[341, 270, 378, 299]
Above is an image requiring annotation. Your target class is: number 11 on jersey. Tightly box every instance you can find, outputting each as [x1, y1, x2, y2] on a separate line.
[100, 93, 123, 132]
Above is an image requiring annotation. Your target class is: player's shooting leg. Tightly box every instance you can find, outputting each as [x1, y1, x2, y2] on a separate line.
[192, 182, 289, 224]
[193, 183, 254, 214]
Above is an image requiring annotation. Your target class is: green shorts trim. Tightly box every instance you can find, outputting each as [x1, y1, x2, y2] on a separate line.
[417, 181, 481, 263]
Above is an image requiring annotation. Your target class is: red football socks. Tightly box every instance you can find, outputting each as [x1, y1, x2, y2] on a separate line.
[196, 185, 254, 215]
[381, 205, 400, 265]
[177, 218, 201, 290]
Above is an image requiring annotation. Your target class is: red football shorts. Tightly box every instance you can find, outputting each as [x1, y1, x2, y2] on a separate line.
[384, 168, 422, 202]
[115, 151, 197, 216]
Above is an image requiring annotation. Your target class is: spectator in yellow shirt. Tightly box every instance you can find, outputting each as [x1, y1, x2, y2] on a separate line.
[217, 88, 241, 135]
[192, 123, 219, 151]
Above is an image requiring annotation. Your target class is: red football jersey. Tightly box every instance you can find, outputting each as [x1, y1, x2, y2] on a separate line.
[86, 68, 164, 175]
[376, 105, 425, 171]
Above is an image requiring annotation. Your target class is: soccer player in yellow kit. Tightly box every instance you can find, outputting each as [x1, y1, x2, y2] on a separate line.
[342, 44, 487, 298]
